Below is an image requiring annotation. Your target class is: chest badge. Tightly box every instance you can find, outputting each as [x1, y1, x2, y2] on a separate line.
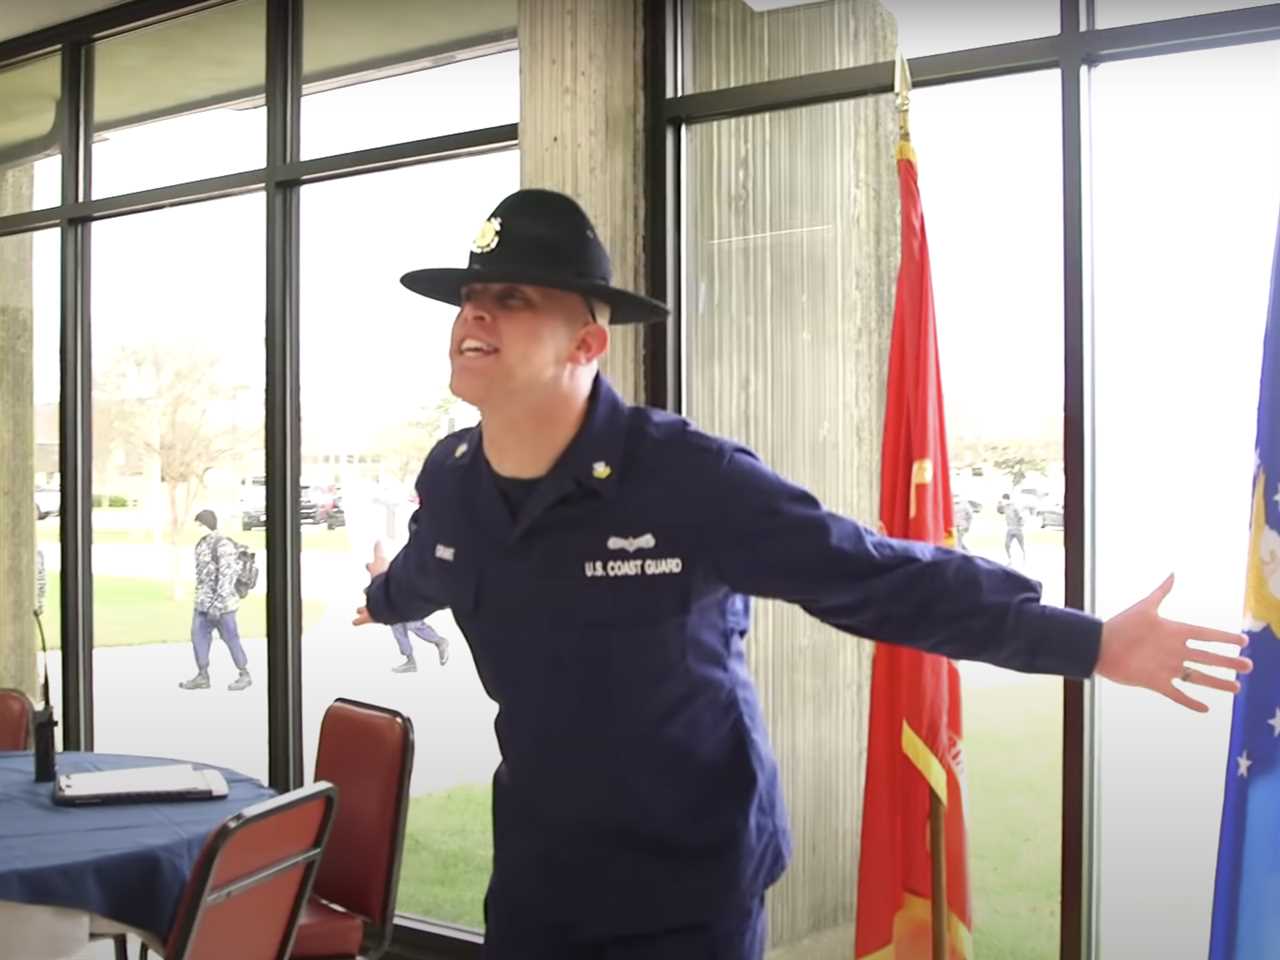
[607, 533, 655, 553]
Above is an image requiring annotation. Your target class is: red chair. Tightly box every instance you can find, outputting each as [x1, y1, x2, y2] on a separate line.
[0, 688, 34, 750]
[159, 781, 337, 960]
[289, 699, 414, 960]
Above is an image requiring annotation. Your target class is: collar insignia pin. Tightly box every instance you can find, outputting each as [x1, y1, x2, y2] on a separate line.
[592, 461, 612, 480]
[455, 442, 468, 459]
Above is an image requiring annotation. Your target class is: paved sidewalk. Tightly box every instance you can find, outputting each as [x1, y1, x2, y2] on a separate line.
[47, 600, 500, 798]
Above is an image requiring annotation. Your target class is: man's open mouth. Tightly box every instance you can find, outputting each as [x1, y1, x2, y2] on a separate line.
[458, 337, 499, 357]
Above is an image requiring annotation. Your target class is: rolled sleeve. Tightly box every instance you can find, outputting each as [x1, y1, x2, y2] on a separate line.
[711, 446, 1101, 678]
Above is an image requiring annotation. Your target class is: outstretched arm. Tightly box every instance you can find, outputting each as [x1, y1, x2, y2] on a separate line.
[710, 447, 1250, 708]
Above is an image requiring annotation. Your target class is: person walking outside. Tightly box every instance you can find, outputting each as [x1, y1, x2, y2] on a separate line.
[179, 509, 252, 691]
[390, 616, 450, 672]
[999, 492, 1026, 565]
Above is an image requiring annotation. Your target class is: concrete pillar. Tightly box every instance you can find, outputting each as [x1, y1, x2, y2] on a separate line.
[685, 0, 899, 948]
[517, 0, 647, 403]
[0, 165, 38, 697]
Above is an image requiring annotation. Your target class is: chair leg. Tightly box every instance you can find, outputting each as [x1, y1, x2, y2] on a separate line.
[112, 935, 129, 960]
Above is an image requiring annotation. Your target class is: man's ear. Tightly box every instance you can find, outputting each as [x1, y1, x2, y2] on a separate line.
[572, 320, 609, 366]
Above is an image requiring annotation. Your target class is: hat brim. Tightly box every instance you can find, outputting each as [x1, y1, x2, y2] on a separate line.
[400, 267, 669, 326]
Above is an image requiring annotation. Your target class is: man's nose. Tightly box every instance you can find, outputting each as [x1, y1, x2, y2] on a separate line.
[458, 298, 494, 326]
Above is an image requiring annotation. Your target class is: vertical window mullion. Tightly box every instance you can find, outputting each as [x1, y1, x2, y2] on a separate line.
[265, 0, 303, 792]
[58, 39, 92, 751]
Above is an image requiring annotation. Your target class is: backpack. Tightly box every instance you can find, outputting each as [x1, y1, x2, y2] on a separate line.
[213, 535, 259, 598]
[229, 539, 259, 598]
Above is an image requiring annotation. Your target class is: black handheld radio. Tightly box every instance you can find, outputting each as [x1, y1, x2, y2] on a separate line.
[32, 608, 57, 783]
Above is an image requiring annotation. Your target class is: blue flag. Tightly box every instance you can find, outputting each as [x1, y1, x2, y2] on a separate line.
[1208, 215, 1280, 960]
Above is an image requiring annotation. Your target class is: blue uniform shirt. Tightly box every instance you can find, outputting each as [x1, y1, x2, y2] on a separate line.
[365, 375, 1101, 937]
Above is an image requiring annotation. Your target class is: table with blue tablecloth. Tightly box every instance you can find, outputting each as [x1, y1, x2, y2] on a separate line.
[0, 750, 275, 958]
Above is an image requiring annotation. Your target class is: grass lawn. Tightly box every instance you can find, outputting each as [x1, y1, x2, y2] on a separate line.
[397, 783, 493, 930]
[39, 573, 325, 648]
[393, 679, 1063, 953]
[964, 675, 1062, 960]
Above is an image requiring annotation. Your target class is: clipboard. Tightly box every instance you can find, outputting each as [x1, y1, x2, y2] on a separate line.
[52, 763, 230, 806]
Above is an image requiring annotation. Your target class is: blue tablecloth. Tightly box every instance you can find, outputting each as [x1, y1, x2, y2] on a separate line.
[0, 751, 274, 939]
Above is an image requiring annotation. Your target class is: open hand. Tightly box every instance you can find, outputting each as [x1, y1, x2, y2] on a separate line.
[1096, 574, 1252, 712]
[366, 540, 389, 578]
[353, 544, 390, 626]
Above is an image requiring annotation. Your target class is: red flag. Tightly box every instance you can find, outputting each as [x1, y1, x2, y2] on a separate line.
[854, 141, 972, 960]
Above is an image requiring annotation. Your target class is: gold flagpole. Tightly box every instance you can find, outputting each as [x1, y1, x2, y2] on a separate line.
[895, 49, 916, 163]
[896, 49, 947, 960]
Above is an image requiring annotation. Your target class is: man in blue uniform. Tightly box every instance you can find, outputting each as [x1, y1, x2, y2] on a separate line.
[355, 189, 1250, 959]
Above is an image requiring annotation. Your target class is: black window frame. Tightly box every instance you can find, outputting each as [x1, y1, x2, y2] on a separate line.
[5, 0, 1280, 956]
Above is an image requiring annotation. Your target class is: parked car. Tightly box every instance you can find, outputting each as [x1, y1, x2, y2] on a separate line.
[323, 495, 345, 530]
[34, 487, 60, 520]
[312, 484, 344, 529]
[1038, 501, 1064, 529]
[239, 478, 320, 530]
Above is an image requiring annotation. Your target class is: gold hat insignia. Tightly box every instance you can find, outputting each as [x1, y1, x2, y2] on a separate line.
[471, 217, 502, 254]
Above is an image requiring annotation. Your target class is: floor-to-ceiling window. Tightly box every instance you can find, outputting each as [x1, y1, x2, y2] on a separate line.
[293, 0, 518, 931]
[0, 0, 517, 951]
[83, 0, 271, 781]
[913, 71, 1066, 960]
[0, 225, 60, 736]
[671, 1, 1280, 958]
[90, 195, 270, 777]
[0, 50, 62, 739]
[1091, 40, 1280, 958]
[299, 149, 518, 930]
[682, 53, 1069, 960]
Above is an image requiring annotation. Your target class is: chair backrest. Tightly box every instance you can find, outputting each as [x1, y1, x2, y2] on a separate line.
[0, 689, 34, 751]
[166, 782, 338, 960]
[312, 698, 414, 956]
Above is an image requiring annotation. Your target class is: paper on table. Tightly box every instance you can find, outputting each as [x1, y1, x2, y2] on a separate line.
[57, 764, 228, 799]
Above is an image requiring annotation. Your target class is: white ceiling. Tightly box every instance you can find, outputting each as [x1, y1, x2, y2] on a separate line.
[0, 0, 133, 46]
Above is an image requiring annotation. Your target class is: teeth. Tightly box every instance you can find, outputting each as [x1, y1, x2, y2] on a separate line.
[460, 338, 496, 354]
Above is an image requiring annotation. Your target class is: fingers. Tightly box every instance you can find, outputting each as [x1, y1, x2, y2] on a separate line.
[373, 540, 386, 562]
[1185, 647, 1253, 675]
[1177, 667, 1242, 695]
[1161, 683, 1209, 713]
[352, 607, 372, 626]
[1146, 573, 1176, 608]
[1173, 622, 1249, 649]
